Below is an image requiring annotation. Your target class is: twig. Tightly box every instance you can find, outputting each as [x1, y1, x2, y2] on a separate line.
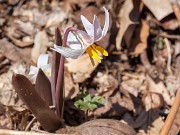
[164, 38, 172, 75]
[25, 117, 36, 131]
[160, 77, 180, 135]
[150, 29, 180, 39]
[0, 129, 75, 135]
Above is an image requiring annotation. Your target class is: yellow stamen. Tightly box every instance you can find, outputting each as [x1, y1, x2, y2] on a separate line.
[85, 44, 108, 66]
[91, 44, 108, 56]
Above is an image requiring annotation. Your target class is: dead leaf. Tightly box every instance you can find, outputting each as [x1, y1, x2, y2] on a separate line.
[116, 0, 143, 50]
[142, 92, 164, 111]
[64, 67, 79, 99]
[0, 38, 31, 63]
[45, 7, 67, 28]
[130, 21, 150, 55]
[66, 54, 98, 83]
[146, 75, 174, 106]
[172, 3, 180, 25]
[142, 0, 173, 20]
[31, 30, 49, 63]
[138, 110, 164, 135]
[93, 73, 118, 99]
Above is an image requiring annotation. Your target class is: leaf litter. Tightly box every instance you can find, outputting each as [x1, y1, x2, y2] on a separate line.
[0, 0, 180, 135]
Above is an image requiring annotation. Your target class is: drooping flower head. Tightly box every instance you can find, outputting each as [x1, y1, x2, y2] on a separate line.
[53, 7, 109, 66]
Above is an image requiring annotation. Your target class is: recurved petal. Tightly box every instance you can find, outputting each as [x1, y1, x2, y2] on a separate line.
[67, 32, 83, 49]
[81, 15, 94, 36]
[37, 54, 49, 68]
[93, 15, 102, 41]
[77, 30, 94, 45]
[102, 7, 109, 36]
[52, 44, 85, 59]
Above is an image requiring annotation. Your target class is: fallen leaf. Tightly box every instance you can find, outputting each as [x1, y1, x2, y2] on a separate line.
[142, 0, 173, 20]
[64, 67, 79, 99]
[130, 21, 150, 55]
[45, 7, 67, 28]
[31, 30, 49, 63]
[66, 54, 98, 83]
[146, 75, 174, 106]
[116, 0, 143, 50]
[93, 73, 118, 99]
[172, 3, 180, 25]
[0, 38, 31, 63]
[142, 92, 164, 111]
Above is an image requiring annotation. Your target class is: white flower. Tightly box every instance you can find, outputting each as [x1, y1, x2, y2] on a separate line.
[53, 7, 109, 66]
[28, 54, 51, 82]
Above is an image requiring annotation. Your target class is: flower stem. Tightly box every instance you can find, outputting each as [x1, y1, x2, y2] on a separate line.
[55, 27, 78, 118]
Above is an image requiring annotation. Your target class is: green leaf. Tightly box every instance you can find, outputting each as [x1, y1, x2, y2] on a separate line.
[88, 103, 97, 111]
[92, 96, 105, 104]
[74, 99, 89, 110]
[83, 94, 91, 102]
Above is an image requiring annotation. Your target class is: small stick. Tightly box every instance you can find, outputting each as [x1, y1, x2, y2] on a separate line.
[160, 77, 180, 135]
[25, 117, 36, 131]
[164, 38, 172, 75]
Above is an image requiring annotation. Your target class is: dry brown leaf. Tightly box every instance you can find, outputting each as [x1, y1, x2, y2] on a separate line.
[31, 31, 49, 63]
[94, 73, 118, 99]
[0, 38, 31, 63]
[172, 3, 180, 25]
[66, 54, 98, 83]
[45, 8, 67, 28]
[130, 21, 149, 55]
[64, 67, 79, 99]
[116, 0, 143, 50]
[0, 63, 26, 107]
[146, 75, 174, 106]
[142, 92, 164, 111]
[142, 0, 173, 21]
[138, 111, 164, 135]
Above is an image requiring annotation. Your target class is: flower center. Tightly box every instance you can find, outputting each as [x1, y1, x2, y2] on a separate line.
[85, 43, 108, 66]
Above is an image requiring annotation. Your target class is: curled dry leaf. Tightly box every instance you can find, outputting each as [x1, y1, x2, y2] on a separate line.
[31, 31, 49, 63]
[93, 73, 118, 99]
[130, 21, 150, 55]
[0, 38, 31, 63]
[66, 54, 98, 83]
[142, 92, 164, 111]
[142, 0, 173, 21]
[0, 63, 26, 107]
[146, 75, 174, 106]
[64, 67, 79, 99]
[116, 0, 143, 50]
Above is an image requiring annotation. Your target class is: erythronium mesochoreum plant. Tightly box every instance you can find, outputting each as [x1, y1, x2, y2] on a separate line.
[12, 7, 109, 132]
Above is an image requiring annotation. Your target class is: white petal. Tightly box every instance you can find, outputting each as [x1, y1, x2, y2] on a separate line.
[102, 7, 109, 36]
[28, 66, 38, 75]
[67, 32, 83, 49]
[37, 54, 49, 68]
[81, 15, 94, 36]
[41, 64, 51, 77]
[52, 44, 85, 59]
[77, 30, 94, 45]
[93, 15, 102, 41]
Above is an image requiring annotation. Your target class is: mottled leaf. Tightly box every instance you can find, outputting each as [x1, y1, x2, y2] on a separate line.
[12, 73, 62, 132]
